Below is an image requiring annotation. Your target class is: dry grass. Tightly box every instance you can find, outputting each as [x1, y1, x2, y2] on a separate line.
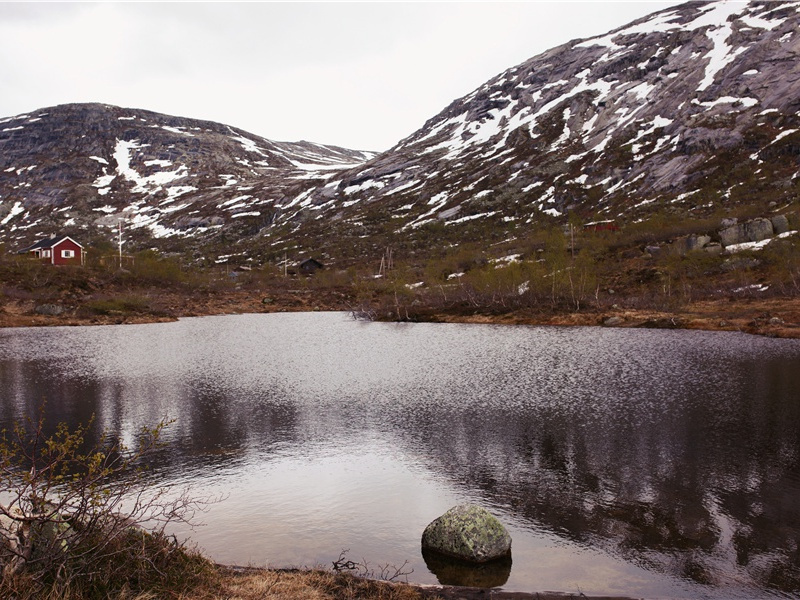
[173, 567, 438, 600]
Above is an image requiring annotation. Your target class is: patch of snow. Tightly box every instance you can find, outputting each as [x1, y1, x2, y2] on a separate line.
[113, 139, 188, 193]
[0, 201, 24, 225]
[156, 125, 194, 136]
[576, 9, 682, 49]
[144, 159, 173, 167]
[165, 186, 197, 200]
[219, 195, 253, 208]
[773, 129, 798, 143]
[89, 156, 109, 165]
[694, 96, 759, 108]
[627, 82, 656, 101]
[231, 211, 261, 218]
[446, 211, 497, 225]
[384, 179, 423, 196]
[552, 108, 572, 148]
[229, 131, 269, 158]
[739, 12, 785, 31]
[693, 3, 748, 92]
[343, 179, 386, 195]
[727, 230, 798, 254]
[733, 283, 770, 293]
[521, 182, 543, 193]
[491, 254, 521, 264]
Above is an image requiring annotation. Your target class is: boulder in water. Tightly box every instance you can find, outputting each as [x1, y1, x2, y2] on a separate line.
[421, 504, 511, 564]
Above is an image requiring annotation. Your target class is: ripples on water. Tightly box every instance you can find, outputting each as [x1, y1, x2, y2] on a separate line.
[2, 313, 800, 598]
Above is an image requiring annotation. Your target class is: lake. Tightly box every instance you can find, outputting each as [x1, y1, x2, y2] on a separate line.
[1, 312, 800, 598]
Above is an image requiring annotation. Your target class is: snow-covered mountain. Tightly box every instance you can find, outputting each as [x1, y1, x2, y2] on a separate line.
[0, 103, 374, 249]
[313, 0, 800, 234]
[1, 0, 799, 263]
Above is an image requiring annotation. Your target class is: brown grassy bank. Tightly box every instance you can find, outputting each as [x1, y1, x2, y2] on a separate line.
[2, 285, 800, 339]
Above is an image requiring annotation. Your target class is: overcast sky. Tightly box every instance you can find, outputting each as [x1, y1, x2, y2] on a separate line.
[1, 2, 684, 151]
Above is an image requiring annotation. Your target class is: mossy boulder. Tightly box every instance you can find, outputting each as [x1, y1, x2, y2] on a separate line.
[421, 504, 511, 564]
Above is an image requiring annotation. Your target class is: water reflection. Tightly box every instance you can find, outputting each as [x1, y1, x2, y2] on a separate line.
[422, 548, 512, 587]
[1, 314, 800, 598]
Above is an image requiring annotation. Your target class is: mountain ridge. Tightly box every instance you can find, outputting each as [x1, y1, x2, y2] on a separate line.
[1, 0, 799, 268]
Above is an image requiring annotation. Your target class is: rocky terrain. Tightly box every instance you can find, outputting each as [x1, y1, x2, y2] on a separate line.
[1, 0, 799, 268]
[0, 103, 374, 256]
[314, 0, 800, 249]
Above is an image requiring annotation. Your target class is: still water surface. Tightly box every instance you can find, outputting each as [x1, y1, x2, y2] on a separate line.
[2, 313, 800, 598]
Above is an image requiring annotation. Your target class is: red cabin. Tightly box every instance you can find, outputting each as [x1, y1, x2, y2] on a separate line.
[21, 236, 85, 266]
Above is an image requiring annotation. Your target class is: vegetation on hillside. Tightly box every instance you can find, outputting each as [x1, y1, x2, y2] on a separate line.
[1, 206, 799, 335]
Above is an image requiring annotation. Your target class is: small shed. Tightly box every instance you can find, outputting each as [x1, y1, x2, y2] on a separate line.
[20, 236, 85, 266]
[298, 258, 324, 275]
[583, 220, 619, 233]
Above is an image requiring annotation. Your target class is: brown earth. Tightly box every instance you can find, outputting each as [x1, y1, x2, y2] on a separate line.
[425, 296, 800, 339]
[2, 287, 800, 339]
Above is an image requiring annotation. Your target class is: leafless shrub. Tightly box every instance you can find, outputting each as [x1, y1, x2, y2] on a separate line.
[0, 411, 218, 598]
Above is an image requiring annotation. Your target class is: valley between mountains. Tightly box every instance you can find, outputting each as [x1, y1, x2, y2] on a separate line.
[1, 0, 799, 336]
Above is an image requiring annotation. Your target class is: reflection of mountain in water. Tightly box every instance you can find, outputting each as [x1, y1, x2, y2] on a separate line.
[393, 356, 800, 593]
[2, 316, 800, 595]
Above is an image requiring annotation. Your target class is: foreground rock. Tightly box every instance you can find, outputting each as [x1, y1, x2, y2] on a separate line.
[421, 504, 511, 564]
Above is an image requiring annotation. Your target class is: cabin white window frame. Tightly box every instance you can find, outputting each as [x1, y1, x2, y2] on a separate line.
[61, 249, 75, 258]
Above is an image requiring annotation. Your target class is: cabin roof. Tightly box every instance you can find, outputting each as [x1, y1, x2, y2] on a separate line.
[19, 236, 84, 253]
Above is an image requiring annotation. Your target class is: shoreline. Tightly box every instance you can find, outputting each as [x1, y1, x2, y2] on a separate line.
[2, 292, 799, 339]
[219, 565, 642, 600]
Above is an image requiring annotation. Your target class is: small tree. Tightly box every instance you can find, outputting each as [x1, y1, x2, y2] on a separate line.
[0, 413, 213, 597]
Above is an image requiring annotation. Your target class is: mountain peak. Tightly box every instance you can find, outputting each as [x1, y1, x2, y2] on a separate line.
[2, 1, 799, 263]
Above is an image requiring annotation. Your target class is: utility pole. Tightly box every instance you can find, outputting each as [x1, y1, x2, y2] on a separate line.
[118, 220, 123, 268]
[570, 223, 575, 259]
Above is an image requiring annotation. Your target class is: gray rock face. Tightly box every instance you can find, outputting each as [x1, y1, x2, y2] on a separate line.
[674, 234, 711, 255]
[746, 218, 774, 242]
[719, 223, 748, 247]
[34, 304, 64, 316]
[603, 316, 625, 327]
[421, 504, 511, 564]
[771, 215, 790, 235]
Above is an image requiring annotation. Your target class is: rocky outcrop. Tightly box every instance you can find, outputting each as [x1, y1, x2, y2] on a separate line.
[672, 214, 795, 255]
[421, 504, 512, 564]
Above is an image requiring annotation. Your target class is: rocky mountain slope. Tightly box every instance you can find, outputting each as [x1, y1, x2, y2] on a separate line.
[0, 103, 374, 253]
[1, 0, 799, 266]
[315, 0, 800, 241]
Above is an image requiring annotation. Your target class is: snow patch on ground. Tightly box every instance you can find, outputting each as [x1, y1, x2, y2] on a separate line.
[0, 201, 24, 225]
